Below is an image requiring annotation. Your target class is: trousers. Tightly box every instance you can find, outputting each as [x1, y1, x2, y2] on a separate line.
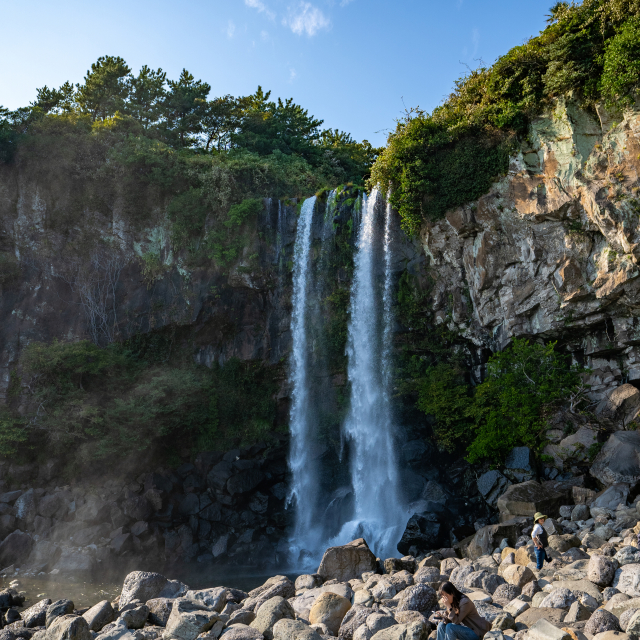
[437, 622, 480, 640]
[535, 545, 550, 570]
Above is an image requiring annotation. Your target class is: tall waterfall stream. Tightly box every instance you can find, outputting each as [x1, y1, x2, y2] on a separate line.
[288, 191, 406, 563]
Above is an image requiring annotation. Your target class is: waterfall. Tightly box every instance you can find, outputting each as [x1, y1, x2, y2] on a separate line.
[288, 196, 321, 556]
[333, 189, 405, 560]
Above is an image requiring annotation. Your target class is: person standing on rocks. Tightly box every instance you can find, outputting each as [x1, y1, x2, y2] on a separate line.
[433, 582, 491, 640]
[532, 512, 551, 570]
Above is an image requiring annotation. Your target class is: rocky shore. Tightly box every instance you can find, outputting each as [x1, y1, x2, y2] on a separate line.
[2, 475, 640, 640]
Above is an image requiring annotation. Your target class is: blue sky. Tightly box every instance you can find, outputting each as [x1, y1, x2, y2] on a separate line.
[1, 0, 551, 146]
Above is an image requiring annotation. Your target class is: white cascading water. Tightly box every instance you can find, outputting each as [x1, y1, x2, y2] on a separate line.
[332, 189, 405, 559]
[287, 196, 321, 555]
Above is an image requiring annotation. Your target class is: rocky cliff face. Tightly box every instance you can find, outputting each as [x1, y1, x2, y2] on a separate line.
[422, 98, 640, 403]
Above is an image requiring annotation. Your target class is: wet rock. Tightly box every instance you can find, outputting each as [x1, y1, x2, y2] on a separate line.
[250, 597, 294, 640]
[163, 600, 218, 640]
[46, 615, 91, 640]
[14, 490, 37, 525]
[82, 601, 114, 632]
[46, 601, 74, 629]
[397, 502, 454, 555]
[317, 539, 377, 582]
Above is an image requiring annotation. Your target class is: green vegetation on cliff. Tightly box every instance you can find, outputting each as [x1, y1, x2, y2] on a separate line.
[417, 339, 583, 463]
[371, 0, 640, 234]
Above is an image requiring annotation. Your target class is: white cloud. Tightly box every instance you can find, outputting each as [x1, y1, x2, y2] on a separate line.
[289, 68, 297, 82]
[227, 20, 236, 38]
[261, 30, 270, 41]
[245, 0, 275, 20]
[284, 2, 331, 36]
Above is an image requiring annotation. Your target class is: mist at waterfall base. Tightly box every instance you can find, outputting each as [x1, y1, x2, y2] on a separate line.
[287, 190, 409, 567]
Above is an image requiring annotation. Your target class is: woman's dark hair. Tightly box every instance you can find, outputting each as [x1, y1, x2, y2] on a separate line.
[439, 581, 465, 613]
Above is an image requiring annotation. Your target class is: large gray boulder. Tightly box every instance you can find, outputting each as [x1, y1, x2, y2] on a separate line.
[592, 431, 640, 486]
[397, 502, 453, 555]
[120, 605, 148, 630]
[82, 601, 114, 632]
[292, 583, 353, 621]
[466, 518, 527, 559]
[396, 584, 437, 613]
[317, 539, 377, 582]
[120, 572, 169, 608]
[163, 599, 218, 640]
[184, 588, 227, 613]
[369, 621, 427, 640]
[221, 626, 264, 640]
[596, 383, 640, 423]
[47, 600, 75, 629]
[250, 597, 295, 640]
[22, 598, 52, 628]
[146, 599, 174, 627]
[15, 489, 37, 525]
[496, 481, 563, 519]
[614, 565, 640, 597]
[46, 615, 92, 640]
[338, 606, 370, 640]
[585, 609, 621, 635]
[593, 484, 631, 510]
[504, 447, 535, 483]
[589, 555, 618, 587]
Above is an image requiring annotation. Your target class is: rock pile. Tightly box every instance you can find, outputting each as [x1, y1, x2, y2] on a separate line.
[0, 444, 293, 577]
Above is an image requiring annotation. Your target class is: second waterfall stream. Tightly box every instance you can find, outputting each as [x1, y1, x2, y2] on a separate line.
[288, 190, 406, 563]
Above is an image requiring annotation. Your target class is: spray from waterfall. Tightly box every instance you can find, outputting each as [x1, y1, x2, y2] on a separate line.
[332, 189, 405, 560]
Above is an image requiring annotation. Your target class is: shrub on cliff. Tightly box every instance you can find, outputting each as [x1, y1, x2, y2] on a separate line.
[371, 0, 640, 234]
[417, 339, 584, 463]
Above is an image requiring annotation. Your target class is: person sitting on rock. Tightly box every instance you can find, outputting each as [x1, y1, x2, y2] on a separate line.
[433, 581, 491, 640]
[532, 511, 551, 569]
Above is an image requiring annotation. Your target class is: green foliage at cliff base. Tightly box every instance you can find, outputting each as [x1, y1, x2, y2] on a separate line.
[371, 0, 640, 234]
[5, 337, 280, 464]
[417, 338, 583, 463]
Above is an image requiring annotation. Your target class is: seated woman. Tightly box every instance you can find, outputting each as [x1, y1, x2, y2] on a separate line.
[434, 581, 492, 640]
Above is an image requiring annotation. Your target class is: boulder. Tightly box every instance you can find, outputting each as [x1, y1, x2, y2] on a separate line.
[146, 600, 173, 627]
[515, 608, 567, 629]
[396, 584, 437, 613]
[497, 481, 563, 519]
[504, 600, 530, 617]
[366, 613, 397, 634]
[218, 625, 264, 640]
[14, 490, 37, 525]
[272, 619, 322, 640]
[249, 577, 296, 613]
[493, 612, 516, 631]
[555, 580, 603, 604]
[82, 601, 114, 632]
[22, 599, 51, 628]
[467, 519, 528, 560]
[292, 584, 353, 621]
[163, 599, 218, 640]
[565, 601, 592, 623]
[338, 606, 371, 640]
[528, 619, 572, 640]
[549, 535, 582, 553]
[504, 447, 536, 483]
[615, 566, 640, 597]
[369, 621, 427, 640]
[295, 575, 323, 591]
[0, 530, 32, 566]
[492, 584, 522, 607]
[589, 556, 618, 587]
[596, 384, 640, 422]
[397, 502, 454, 555]
[540, 589, 578, 610]
[120, 605, 148, 630]
[593, 485, 631, 511]
[227, 470, 264, 496]
[317, 539, 377, 582]
[229, 611, 258, 626]
[184, 589, 227, 613]
[250, 597, 295, 640]
[51, 549, 95, 578]
[503, 565, 535, 589]
[585, 610, 621, 636]
[309, 592, 351, 636]
[572, 505, 591, 521]
[46, 615, 91, 640]
[592, 432, 640, 486]
[623, 609, 640, 635]
[120, 572, 169, 608]
[46, 601, 75, 629]
[478, 471, 512, 508]
[616, 549, 640, 568]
